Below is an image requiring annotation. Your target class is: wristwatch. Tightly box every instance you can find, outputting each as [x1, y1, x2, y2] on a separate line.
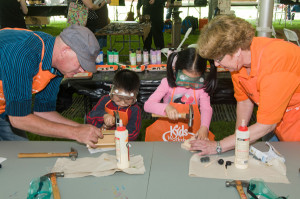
[216, 141, 222, 154]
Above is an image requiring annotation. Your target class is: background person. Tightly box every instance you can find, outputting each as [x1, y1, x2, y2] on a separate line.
[165, 0, 181, 21]
[191, 15, 300, 155]
[0, 0, 28, 29]
[86, 69, 142, 141]
[0, 25, 103, 147]
[137, 0, 170, 50]
[71, 0, 111, 48]
[144, 48, 217, 141]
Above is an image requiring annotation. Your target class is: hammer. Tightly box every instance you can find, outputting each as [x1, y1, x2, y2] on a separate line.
[225, 180, 249, 199]
[44, 172, 64, 199]
[114, 111, 121, 127]
[18, 147, 78, 161]
[152, 104, 194, 127]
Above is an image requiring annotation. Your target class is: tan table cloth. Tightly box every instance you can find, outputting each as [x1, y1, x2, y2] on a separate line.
[189, 154, 290, 184]
[51, 153, 145, 178]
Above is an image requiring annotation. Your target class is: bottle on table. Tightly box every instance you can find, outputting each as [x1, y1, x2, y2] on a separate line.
[96, 49, 104, 65]
[113, 49, 119, 65]
[107, 49, 114, 65]
[156, 48, 161, 65]
[136, 48, 142, 65]
[130, 49, 136, 66]
[143, 49, 149, 65]
[235, 119, 250, 169]
[150, 48, 157, 65]
[115, 120, 130, 170]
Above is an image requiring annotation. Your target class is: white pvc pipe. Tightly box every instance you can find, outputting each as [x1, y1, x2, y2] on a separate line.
[257, 0, 274, 37]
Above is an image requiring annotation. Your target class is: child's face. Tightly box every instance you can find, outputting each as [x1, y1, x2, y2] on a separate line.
[175, 69, 205, 89]
[111, 89, 137, 107]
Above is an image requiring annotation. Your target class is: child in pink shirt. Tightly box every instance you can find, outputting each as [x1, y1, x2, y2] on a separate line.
[144, 48, 217, 141]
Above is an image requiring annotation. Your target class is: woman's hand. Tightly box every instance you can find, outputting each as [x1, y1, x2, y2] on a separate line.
[103, 114, 115, 128]
[165, 104, 179, 120]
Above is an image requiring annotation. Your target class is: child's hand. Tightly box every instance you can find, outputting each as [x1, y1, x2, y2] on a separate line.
[196, 126, 209, 140]
[165, 104, 179, 120]
[103, 114, 115, 128]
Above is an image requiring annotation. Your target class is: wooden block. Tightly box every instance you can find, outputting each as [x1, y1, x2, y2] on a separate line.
[95, 130, 116, 147]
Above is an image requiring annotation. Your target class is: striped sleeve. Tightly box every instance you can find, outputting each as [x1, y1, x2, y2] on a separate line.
[127, 104, 142, 141]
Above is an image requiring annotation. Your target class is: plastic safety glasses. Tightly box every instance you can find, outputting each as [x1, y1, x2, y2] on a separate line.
[175, 70, 205, 89]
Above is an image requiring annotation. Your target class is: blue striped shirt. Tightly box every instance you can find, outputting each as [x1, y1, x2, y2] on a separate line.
[0, 29, 63, 118]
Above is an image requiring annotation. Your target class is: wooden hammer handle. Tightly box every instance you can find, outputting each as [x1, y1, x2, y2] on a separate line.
[152, 113, 187, 119]
[18, 153, 70, 158]
[235, 180, 247, 199]
[50, 174, 61, 199]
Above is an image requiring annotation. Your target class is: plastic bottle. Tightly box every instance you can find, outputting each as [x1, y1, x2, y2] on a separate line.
[107, 49, 114, 65]
[95, 49, 104, 65]
[136, 48, 142, 65]
[156, 48, 161, 64]
[113, 49, 119, 65]
[143, 49, 149, 65]
[129, 49, 133, 63]
[235, 119, 250, 169]
[115, 120, 130, 170]
[130, 50, 136, 66]
[150, 48, 157, 64]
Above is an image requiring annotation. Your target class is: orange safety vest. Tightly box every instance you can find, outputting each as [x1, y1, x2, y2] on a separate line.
[0, 28, 56, 114]
[104, 100, 130, 127]
[238, 40, 300, 141]
[145, 88, 215, 142]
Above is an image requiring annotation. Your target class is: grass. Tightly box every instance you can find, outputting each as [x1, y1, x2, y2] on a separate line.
[26, 17, 299, 141]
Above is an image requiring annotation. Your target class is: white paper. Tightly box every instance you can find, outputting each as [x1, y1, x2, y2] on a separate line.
[88, 147, 115, 154]
[0, 157, 7, 164]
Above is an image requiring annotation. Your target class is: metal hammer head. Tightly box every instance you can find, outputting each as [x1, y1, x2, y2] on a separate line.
[44, 172, 64, 178]
[188, 104, 194, 127]
[225, 180, 249, 188]
[69, 147, 78, 161]
[114, 111, 120, 127]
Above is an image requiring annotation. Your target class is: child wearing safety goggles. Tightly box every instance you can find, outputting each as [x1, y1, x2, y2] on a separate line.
[86, 69, 141, 141]
[144, 48, 217, 142]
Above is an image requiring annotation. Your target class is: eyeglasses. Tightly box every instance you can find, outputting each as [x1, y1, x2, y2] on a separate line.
[112, 94, 137, 104]
[214, 54, 225, 63]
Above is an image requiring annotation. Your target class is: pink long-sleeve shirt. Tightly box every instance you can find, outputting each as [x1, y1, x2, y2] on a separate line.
[144, 78, 213, 129]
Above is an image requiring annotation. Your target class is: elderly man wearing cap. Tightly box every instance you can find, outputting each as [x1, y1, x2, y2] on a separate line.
[0, 25, 103, 147]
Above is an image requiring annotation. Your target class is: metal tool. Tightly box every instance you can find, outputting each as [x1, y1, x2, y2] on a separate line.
[44, 172, 64, 199]
[114, 111, 120, 127]
[225, 180, 249, 199]
[151, 104, 194, 127]
[18, 147, 78, 161]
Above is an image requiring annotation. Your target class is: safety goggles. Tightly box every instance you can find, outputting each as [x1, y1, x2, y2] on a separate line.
[110, 85, 137, 104]
[175, 70, 205, 89]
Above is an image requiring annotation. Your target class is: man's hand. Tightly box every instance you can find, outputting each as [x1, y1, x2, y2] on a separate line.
[75, 124, 103, 148]
[103, 114, 115, 128]
[189, 140, 218, 156]
[165, 104, 179, 120]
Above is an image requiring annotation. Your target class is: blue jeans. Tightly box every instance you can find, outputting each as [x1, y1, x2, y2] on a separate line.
[269, 134, 279, 142]
[0, 118, 28, 141]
